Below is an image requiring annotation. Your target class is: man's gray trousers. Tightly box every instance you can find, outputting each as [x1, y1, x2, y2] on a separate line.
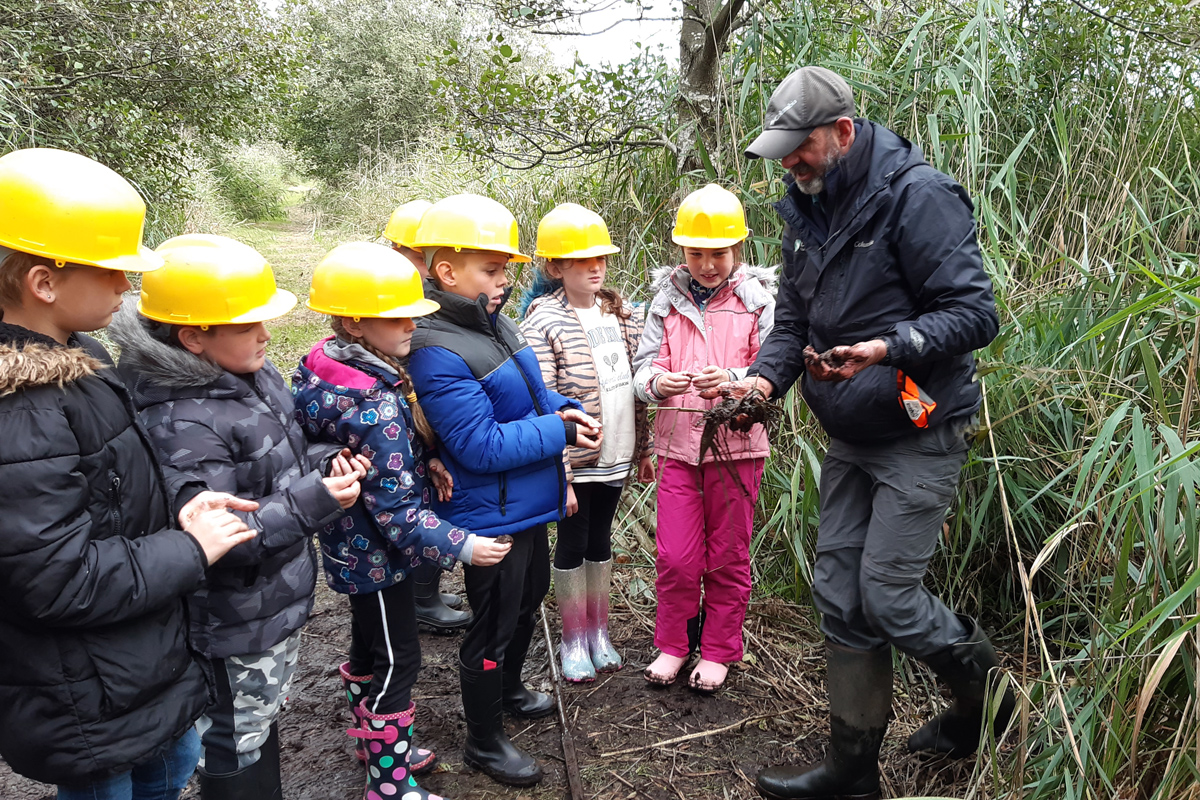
[812, 420, 972, 657]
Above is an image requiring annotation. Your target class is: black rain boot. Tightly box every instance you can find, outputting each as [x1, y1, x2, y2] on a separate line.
[907, 614, 1016, 757]
[440, 577, 464, 609]
[413, 562, 471, 632]
[755, 642, 892, 800]
[501, 619, 555, 718]
[460, 661, 543, 786]
[198, 722, 283, 800]
[257, 722, 282, 800]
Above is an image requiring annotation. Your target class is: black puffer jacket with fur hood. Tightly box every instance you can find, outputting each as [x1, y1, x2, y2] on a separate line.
[0, 321, 211, 786]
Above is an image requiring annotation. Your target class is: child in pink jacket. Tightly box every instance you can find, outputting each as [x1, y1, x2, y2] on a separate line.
[632, 184, 776, 694]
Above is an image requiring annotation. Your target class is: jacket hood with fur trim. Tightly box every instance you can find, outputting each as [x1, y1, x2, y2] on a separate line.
[0, 320, 211, 787]
[631, 263, 776, 465]
[107, 302, 225, 391]
[649, 263, 779, 297]
[648, 264, 778, 319]
[0, 321, 105, 397]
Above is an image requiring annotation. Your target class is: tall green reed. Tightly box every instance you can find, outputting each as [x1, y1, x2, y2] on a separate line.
[316, 1, 1200, 794]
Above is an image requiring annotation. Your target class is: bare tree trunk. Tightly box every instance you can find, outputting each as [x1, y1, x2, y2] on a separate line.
[676, 0, 746, 174]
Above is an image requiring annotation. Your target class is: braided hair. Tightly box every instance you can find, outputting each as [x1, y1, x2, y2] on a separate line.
[330, 317, 436, 448]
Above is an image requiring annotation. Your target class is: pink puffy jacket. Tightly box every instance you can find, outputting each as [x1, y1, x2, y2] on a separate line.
[632, 264, 777, 465]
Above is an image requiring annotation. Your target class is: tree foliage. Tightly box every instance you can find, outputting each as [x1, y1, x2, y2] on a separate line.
[280, 0, 469, 178]
[0, 0, 299, 210]
[429, 38, 676, 168]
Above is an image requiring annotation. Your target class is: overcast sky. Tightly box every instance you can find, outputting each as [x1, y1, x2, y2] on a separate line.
[263, 0, 679, 69]
[538, 0, 680, 67]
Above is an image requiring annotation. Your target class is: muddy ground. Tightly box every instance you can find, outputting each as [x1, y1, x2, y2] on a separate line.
[0, 555, 1000, 800]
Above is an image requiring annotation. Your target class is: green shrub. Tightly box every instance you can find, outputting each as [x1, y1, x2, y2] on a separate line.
[0, 0, 299, 218]
[212, 141, 304, 222]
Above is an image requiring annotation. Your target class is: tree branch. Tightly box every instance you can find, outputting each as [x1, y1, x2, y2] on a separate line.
[709, 0, 748, 48]
[1066, 0, 1195, 47]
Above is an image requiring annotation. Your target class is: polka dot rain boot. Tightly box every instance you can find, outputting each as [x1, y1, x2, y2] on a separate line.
[340, 661, 437, 775]
[352, 700, 443, 800]
[339, 662, 372, 763]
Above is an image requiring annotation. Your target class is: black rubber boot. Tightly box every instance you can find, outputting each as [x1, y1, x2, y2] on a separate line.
[198, 722, 282, 800]
[461, 661, 543, 786]
[441, 579, 464, 609]
[755, 643, 892, 800]
[908, 614, 1016, 757]
[413, 562, 471, 632]
[501, 620, 554, 718]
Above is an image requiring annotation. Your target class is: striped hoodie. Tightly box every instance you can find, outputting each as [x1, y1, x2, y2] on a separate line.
[521, 286, 651, 481]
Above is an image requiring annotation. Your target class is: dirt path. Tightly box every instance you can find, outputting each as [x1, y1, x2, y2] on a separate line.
[0, 213, 992, 800]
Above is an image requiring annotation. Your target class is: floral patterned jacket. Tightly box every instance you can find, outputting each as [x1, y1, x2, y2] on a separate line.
[292, 338, 469, 595]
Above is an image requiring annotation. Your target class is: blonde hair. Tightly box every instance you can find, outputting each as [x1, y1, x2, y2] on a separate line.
[330, 317, 436, 448]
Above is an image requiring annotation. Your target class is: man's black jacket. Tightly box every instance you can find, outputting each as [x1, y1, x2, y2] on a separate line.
[753, 119, 999, 442]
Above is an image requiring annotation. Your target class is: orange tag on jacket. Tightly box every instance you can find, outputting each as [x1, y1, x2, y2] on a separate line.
[897, 370, 936, 428]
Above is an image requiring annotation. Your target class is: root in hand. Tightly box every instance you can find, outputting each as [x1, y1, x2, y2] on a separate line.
[697, 387, 781, 467]
[803, 345, 846, 371]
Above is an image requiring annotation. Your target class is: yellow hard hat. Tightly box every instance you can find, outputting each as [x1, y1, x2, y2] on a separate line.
[413, 193, 531, 263]
[383, 199, 433, 249]
[0, 148, 162, 272]
[307, 242, 441, 320]
[535, 203, 621, 260]
[139, 234, 296, 326]
[671, 184, 750, 248]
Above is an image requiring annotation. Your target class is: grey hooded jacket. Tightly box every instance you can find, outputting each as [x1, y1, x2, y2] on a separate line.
[111, 306, 343, 659]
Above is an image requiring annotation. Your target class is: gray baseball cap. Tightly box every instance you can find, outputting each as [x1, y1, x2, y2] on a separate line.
[745, 66, 855, 160]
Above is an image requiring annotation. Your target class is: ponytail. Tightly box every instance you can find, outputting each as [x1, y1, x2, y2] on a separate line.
[330, 317, 436, 448]
[596, 287, 631, 320]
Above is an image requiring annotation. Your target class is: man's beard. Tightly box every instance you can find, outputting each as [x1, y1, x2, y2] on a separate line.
[791, 138, 844, 196]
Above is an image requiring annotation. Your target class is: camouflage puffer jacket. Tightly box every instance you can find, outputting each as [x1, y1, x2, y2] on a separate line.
[111, 306, 343, 659]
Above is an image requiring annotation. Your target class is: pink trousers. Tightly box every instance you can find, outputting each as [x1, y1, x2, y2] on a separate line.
[654, 456, 764, 663]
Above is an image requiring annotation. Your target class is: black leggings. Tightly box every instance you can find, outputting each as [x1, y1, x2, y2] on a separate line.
[460, 524, 550, 673]
[348, 580, 421, 715]
[553, 482, 623, 569]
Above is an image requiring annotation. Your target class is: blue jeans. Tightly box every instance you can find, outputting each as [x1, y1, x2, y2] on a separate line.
[57, 728, 200, 800]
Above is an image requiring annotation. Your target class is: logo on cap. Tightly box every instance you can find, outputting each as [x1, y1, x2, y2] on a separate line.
[769, 99, 799, 127]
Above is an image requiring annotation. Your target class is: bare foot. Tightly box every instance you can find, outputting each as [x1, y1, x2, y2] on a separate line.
[644, 652, 687, 686]
[688, 658, 728, 694]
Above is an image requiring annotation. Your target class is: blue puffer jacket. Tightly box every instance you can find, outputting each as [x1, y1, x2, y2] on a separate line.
[408, 286, 581, 537]
[292, 338, 469, 594]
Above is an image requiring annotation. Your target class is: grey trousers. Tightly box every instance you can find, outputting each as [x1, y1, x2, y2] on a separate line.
[812, 420, 971, 658]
